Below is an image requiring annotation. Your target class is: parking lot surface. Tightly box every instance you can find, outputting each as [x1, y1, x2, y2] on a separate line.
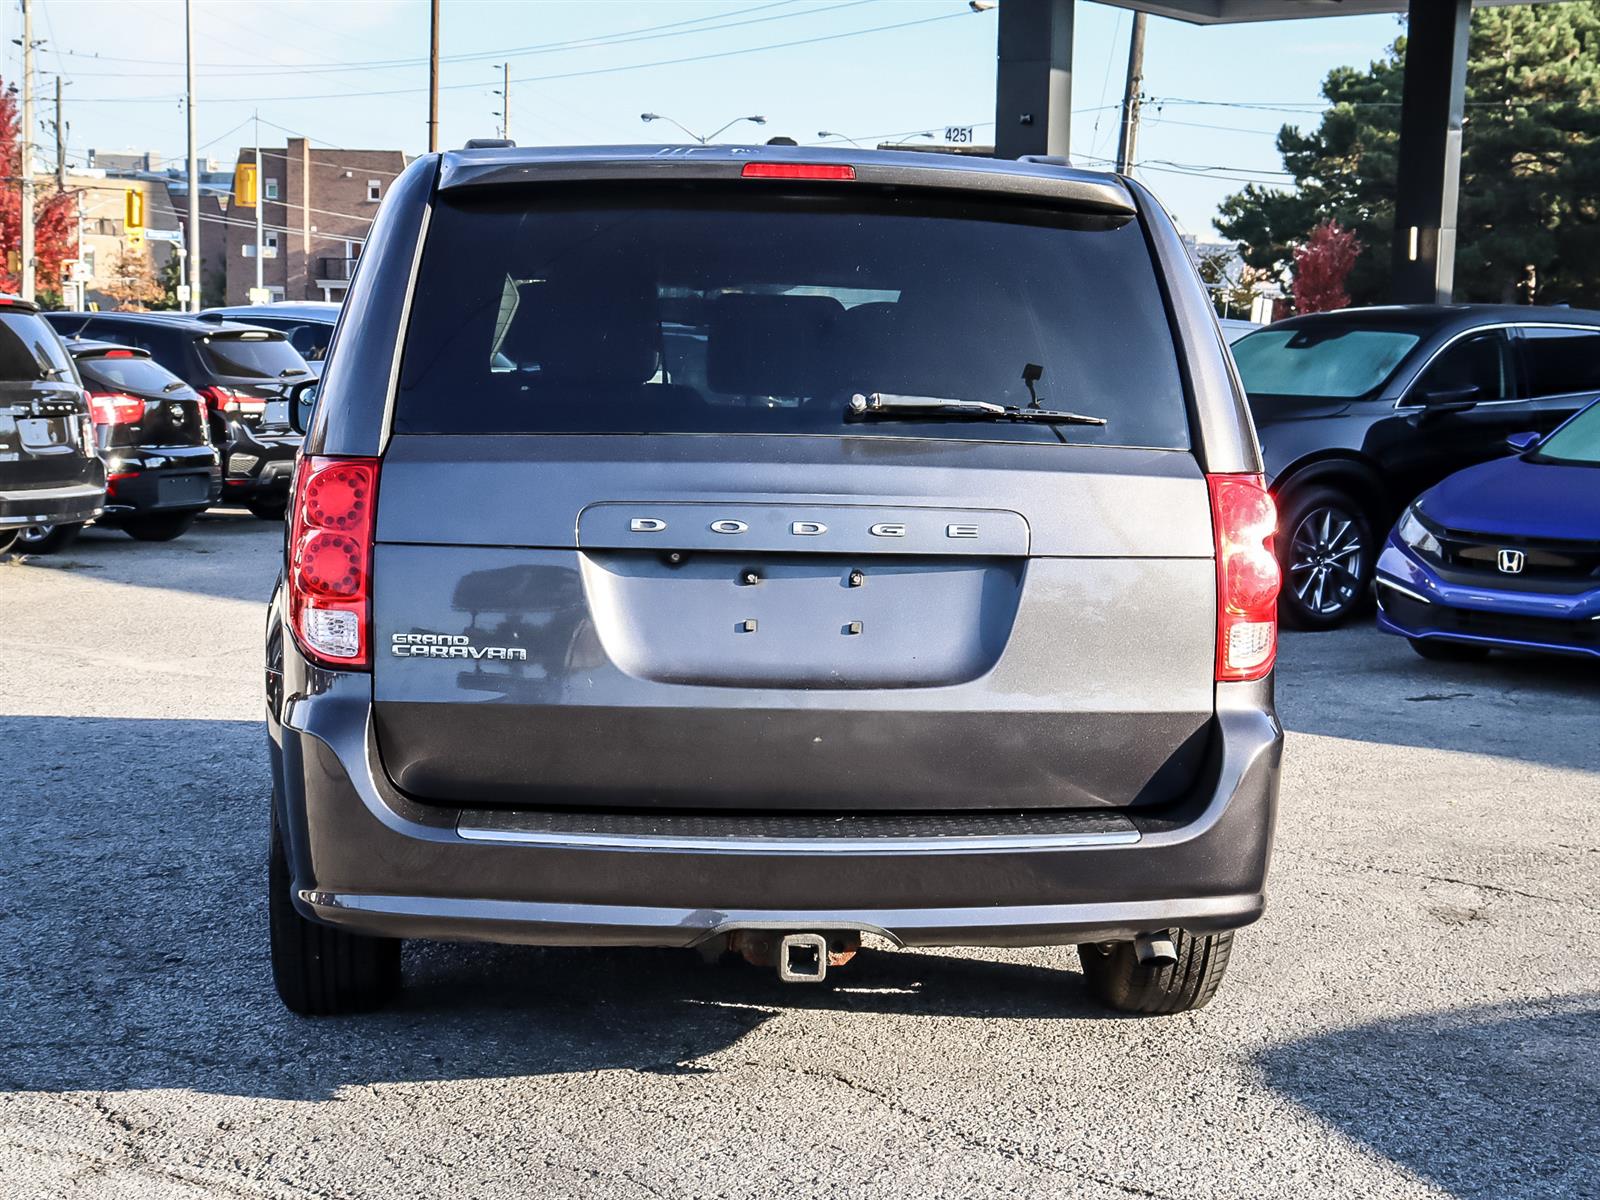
[2, 515, 1597, 1200]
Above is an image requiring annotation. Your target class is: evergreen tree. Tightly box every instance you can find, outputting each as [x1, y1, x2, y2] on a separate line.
[1216, 2, 1600, 305]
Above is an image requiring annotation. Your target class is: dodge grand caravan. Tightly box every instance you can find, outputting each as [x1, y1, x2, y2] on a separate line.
[266, 146, 1284, 1017]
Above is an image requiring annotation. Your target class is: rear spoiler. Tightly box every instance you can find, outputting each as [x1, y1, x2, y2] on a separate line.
[436, 145, 1136, 218]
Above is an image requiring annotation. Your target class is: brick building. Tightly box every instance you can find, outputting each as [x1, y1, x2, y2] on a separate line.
[222, 138, 407, 305]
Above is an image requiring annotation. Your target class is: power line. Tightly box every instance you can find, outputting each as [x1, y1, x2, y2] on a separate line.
[63, 5, 983, 105]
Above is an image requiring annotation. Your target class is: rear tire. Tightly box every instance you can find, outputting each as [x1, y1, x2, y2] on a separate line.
[1078, 929, 1234, 1015]
[1276, 485, 1375, 631]
[248, 502, 287, 521]
[15, 522, 83, 554]
[269, 819, 401, 1016]
[123, 513, 198, 542]
[1409, 638, 1492, 663]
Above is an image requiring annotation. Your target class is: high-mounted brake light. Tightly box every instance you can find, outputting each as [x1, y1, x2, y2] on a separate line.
[287, 456, 379, 668]
[1208, 474, 1280, 682]
[741, 162, 856, 181]
[102, 348, 135, 358]
[87, 392, 145, 426]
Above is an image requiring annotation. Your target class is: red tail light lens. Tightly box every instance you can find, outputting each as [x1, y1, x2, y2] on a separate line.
[741, 162, 856, 181]
[1208, 473, 1280, 682]
[87, 392, 146, 426]
[198, 385, 264, 418]
[288, 456, 378, 668]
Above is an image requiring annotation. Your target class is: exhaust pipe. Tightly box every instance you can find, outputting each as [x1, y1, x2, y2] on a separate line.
[1134, 931, 1178, 968]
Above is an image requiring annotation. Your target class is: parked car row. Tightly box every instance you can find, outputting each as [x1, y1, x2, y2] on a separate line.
[1231, 304, 1600, 661]
[0, 301, 340, 553]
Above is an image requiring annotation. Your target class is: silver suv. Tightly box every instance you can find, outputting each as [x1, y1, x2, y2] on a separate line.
[266, 146, 1284, 1017]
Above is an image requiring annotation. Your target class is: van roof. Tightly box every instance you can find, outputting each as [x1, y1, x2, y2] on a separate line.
[435, 144, 1136, 216]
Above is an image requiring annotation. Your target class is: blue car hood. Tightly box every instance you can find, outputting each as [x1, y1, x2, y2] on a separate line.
[1419, 454, 1600, 540]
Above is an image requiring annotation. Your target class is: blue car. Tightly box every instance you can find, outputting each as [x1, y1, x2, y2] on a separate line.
[1376, 396, 1600, 661]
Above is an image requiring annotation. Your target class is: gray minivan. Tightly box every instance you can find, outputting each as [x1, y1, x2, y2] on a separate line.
[266, 146, 1284, 1017]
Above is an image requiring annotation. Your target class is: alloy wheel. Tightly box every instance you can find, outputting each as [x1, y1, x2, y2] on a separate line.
[17, 524, 54, 545]
[1288, 505, 1365, 618]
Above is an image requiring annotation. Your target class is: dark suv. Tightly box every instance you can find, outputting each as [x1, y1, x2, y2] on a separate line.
[43, 311, 311, 519]
[1233, 305, 1600, 628]
[0, 297, 103, 553]
[266, 146, 1284, 1017]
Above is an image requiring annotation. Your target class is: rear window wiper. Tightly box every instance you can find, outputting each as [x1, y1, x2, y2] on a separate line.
[848, 392, 1107, 427]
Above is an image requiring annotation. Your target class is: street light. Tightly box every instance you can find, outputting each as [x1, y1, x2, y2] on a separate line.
[815, 130, 862, 147]
[640, 112, 767, 144]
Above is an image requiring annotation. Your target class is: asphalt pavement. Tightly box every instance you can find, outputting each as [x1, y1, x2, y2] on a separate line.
[2, 515, 1596, 1199]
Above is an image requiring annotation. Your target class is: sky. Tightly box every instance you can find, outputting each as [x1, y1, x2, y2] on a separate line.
[12, 0, 1405, 236]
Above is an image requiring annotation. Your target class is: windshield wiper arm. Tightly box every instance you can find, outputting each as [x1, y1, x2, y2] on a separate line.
[848, 392, 1107, 427]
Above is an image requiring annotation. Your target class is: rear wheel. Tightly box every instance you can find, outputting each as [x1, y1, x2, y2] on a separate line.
[1409, 638, 1492, 663]
[1276, 485, 1374, 630]
[1078, 929, 1234, 1015]
[248, 502, 287, 521]
[123, 513, 198, 542]
[269, 819, 401, 1016]
[15, 522, 83, 554]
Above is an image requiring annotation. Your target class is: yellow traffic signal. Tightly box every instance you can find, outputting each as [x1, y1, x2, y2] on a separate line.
[233, 162, 258, 208]
[125, 188, 145, 233]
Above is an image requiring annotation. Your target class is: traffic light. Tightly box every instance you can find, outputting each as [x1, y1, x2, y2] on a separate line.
[233, 162, 258, 208]
[125, 188, 145, 234]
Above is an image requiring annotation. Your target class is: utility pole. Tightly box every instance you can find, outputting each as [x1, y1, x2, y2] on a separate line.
[184, 0, 200, 311]
[1114, 12, 1146, 175]
[428, 0, 441, 152]
[53, 75, 65, 190]
[501, 61, 509, 141]
[254, 111, 264, 298]
[20, 0, 35, 301]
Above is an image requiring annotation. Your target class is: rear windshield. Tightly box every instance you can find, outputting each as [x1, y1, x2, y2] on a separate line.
[77, 354, 189, 395]
[198, 333, 310, 380]
[0, 311, 76, 383]
[1233, 327, 1420, 400]
[394, 189, 1190, 448]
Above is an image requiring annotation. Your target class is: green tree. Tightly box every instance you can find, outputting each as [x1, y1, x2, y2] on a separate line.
[1216, 2, 1600, 306]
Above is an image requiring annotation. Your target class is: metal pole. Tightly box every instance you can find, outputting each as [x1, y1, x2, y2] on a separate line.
[254, 111, 264, 297]
[502, 61, 509, 141]
[184, 0, 200, 311]
[1114, 12, 1146, 175]
[428, 0, 440, 152]
[54, 74, 65, 190]
[20, 0, 35, 301]
[993, 0, 1074, 160]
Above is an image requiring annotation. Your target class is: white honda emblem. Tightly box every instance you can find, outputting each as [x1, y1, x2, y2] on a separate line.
[1496, 549, 1525, 574]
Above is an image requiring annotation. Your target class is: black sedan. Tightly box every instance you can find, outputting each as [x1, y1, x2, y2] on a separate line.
[16, 340, 220, 549]
[1231, 304, 1600, 628]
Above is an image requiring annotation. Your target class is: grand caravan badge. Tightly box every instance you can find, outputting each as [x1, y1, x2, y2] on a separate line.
[391, 633, 527, 661]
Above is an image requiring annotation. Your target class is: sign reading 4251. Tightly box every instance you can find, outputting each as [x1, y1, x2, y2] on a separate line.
[944, 126, 975, 144]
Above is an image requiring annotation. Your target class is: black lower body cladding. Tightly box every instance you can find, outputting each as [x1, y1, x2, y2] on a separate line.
[269, 642, 1281, 952]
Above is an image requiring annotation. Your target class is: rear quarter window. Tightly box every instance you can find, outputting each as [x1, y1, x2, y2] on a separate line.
[0, 311, 75, 382]
[394, 188, 1191, 449]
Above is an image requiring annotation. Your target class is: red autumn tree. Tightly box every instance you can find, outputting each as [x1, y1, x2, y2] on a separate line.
[0, 78, 78, 301]
[1291, 220, 1362, 314]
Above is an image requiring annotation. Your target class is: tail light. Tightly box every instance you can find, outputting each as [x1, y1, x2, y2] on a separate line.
[198, 385, 265, 418]
[1208, 473, 1280, 682]
[287, 456, 378, 668]
[87, 392, 145, 426]
[741, 162, 856, 181]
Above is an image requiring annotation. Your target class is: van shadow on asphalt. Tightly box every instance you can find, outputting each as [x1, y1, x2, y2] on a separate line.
[1255, 995, 1600, 1200]
[0, 714, 1117, 1106]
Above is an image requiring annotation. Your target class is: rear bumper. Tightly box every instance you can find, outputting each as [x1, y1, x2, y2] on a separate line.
[99, 447, 221, 518]
[222, 424, 300, 501]
[0, 480, 105, 529]
[270, 656, 1282, 949]
[1376, 540, 1600, 659]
